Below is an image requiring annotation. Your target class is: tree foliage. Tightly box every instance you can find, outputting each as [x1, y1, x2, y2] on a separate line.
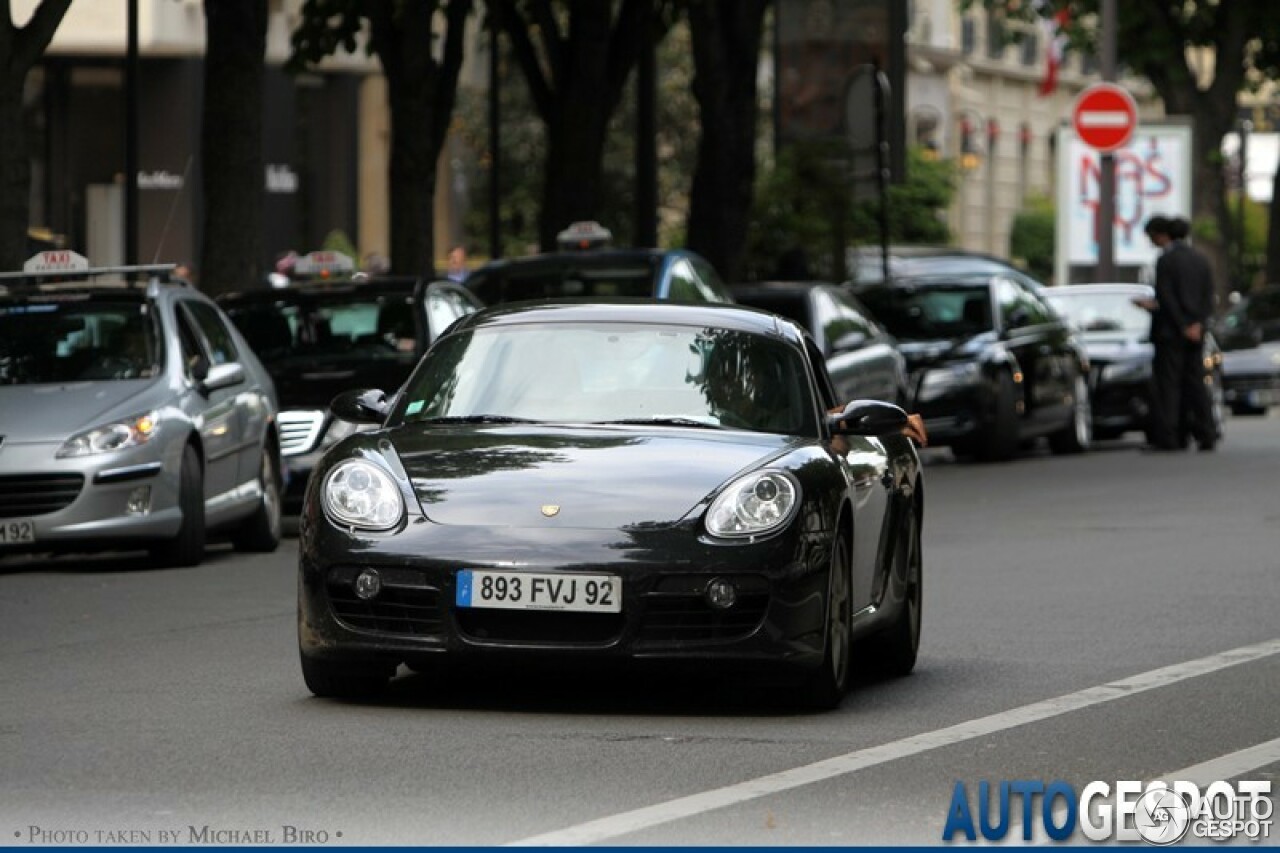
[1008, 193, 1055, 283]
[0, 0, 73, 270]
[290, 0, 472, 277]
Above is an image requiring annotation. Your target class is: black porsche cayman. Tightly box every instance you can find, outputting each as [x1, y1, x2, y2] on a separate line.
[297, 302, 924, 709]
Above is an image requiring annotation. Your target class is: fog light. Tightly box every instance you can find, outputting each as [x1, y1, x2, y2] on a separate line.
[126, 486, 151, 515]
[705, 577, 737, 610]
[354, 569, 382, 601]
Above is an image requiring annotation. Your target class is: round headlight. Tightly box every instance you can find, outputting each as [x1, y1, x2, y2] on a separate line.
[705, 470, 799, 539]
[322, 459, 404, 531]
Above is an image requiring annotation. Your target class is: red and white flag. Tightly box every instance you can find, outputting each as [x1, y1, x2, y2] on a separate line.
[1038, 2, 1071, 96]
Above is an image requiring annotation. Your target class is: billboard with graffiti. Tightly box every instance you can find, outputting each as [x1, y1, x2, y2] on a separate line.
[1054, 121, 1193, 286]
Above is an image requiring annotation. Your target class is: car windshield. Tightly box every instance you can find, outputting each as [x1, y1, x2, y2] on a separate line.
[1046, 291, 1152, 335]
[0, 298, 161, 384]
[857, 284, 993, 340]
[224, 292, 419, 366]
[395, 322, 818, 435]
[466, 264, 655, 305]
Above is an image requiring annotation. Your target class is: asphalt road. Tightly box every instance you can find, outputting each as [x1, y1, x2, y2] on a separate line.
[2, 416, 1278, 846]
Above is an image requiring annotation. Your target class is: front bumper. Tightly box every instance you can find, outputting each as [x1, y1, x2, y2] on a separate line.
[0, 441, 182, 553]
[1222, 372, 1280, 409]
[1089, 370, 1151, 435]
[910, 381, 986, 443]
[298, 513, 832, 673]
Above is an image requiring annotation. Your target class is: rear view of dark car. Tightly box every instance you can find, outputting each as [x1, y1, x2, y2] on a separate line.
[731, 281, 907, 406]
[856, 272, 1091, 461]
[1216, 286, 1280, 416]
[219, 278, 480, 511]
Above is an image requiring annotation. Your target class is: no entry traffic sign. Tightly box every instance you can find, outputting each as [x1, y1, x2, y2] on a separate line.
[1072, 83, 1138, 152]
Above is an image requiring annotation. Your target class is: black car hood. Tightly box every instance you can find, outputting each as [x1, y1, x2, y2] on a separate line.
[898, 335, 995, 370]
[390, 425, 798, 529]
[265, 357, 414, 409]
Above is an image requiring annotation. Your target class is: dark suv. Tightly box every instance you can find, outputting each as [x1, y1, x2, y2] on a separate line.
[218, 276, 481, 512]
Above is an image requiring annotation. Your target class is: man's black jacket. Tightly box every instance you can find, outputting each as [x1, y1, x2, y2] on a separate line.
[1152, 241, 1214, 341]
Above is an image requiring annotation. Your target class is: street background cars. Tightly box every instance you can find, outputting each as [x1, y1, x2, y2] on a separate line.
[0, 253, 281, 566]
[1215, 285, 1280, 416]
[855, 270, 1092, 461]
[464, 222, 734, 305]
[218, 255, 481, 512]
[297, 301, 923, 710]
[731, 280, 908, 407]
[1045, 282, 1225, 443]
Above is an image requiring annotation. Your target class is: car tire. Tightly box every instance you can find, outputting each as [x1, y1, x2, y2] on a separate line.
[798, 529, 852, 711]
[863, 498, 922, 679]
[1048, 372, 1092, 455]
[150, 444, 205, 568]
[977, 370, 1018, 462]
[300, 653, 391, 700]
[232, 448, 282, 553]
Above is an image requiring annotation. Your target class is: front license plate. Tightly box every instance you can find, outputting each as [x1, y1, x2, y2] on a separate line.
[0, 519, 36, 545]
[456, 569, 621, 613]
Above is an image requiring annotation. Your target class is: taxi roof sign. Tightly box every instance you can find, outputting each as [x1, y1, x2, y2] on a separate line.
[23, 250, 90, 274]
[293, 250, 356, 277]
[556, 221, 613, 251]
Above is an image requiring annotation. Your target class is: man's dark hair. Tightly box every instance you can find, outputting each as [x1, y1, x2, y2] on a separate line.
[1144, 215, 1172, 238]
[1168, 217, 1191, 241]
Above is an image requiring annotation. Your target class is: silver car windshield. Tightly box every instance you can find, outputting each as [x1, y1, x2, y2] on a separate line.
[1048, 292, 1151, 335]
[0, 299, 162, 384]
[396, 323, 818, 435]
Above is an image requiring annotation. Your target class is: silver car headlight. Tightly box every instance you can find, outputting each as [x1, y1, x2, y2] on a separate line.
[322, 459, 404, 530]
[57, 412, 159, 458]
[706, 470, 799, 538]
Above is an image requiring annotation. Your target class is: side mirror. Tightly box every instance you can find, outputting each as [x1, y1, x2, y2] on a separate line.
[1005, 307, 1032, 331]
[830, 331, 869, 354]
[828, 399, 909, 436]
[330, 388, 390, 425]
[201, 362, 244, 393]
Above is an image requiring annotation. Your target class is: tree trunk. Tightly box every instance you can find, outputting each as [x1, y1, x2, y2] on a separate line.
[387, 83, 439, 278]
[0, 85, 29, 271]
[199, 0, 267, 295]
[1190, 102, 1236, 309]
[685, 0, 769, 284]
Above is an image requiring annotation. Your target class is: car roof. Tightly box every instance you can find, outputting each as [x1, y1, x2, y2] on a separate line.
[1046, 283, 1153, 297]
[470, 249, 671, 277]
[448, 299, 806, 344]
[217, 276, 421, 305]
[733, 281, 837, 296]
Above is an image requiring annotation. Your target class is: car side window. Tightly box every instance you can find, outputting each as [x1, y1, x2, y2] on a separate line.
[996, 277, 1048, 330]
[183, 300, 240, 365]
[690, 257, 734, 303]
[1014, 281, 1053, 326]
[668, 259, 703, 302]
[823, 289, 878, 353]
[173, 302, 207, 379]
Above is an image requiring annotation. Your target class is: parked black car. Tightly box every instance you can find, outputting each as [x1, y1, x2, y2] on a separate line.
[298, 301, 923, 710]
[731, 281, 908, 406]
[1215, 286, 1280, 416]
[855, 271, 1091, 460]
[218, 277, 481, 512]
[1045, 283, 1225, 441]
[846, 246, 1034, 287]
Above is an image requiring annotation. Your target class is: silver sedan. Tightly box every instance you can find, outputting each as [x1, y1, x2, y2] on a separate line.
[0, 267, 281, 566]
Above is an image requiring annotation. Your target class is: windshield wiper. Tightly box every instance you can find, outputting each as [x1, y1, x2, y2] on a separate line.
[414, 414, 541, 425]
[592, 417, 726, 430]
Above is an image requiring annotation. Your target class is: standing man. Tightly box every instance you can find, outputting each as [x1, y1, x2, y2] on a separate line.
[1140, 215, 1219, 451]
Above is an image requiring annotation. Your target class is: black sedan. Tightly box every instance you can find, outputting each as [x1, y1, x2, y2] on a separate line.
[856, 271, 1091, 461]
[1216, 286, 1280, 416]
[1045, 283, 1225, 442]
[732, 281, 908, 406]
[297, 302, 923, 710]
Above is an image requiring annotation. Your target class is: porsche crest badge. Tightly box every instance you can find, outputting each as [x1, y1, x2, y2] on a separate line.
[540, 504, 561, 517]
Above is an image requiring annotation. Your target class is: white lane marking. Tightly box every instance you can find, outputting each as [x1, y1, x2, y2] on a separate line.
[1078, 111, 1131, 128]
[1155, 737, 1280, 787]
[509, 637, 1280, 846]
